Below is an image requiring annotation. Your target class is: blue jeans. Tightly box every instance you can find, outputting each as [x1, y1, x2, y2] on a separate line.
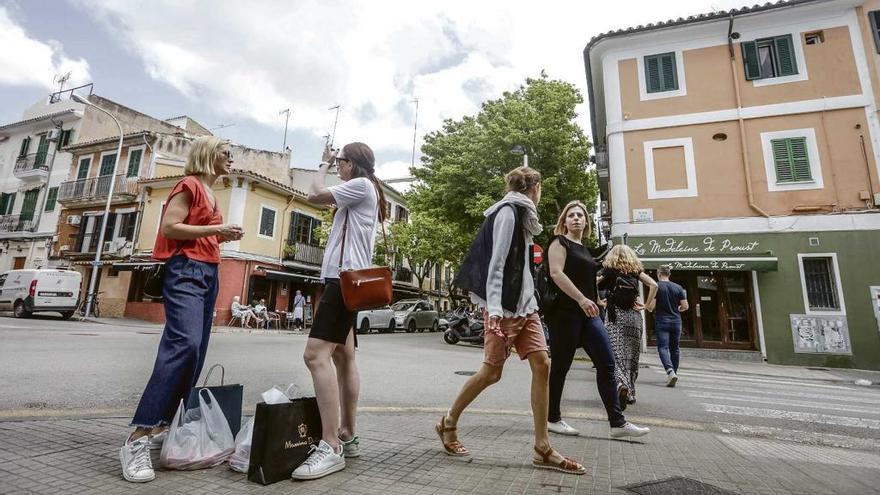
[547, 307, 626, 427]
[131, 255, 219, 428]
[654, 320, 681, 373]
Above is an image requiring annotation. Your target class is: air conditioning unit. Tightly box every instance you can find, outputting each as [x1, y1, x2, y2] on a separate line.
[118, 241, 133, 257]
[103, 241, 116, 253]
[67, 215, 81, 225]
[59, 245, 70, 252]
[47, 128, 62, 141]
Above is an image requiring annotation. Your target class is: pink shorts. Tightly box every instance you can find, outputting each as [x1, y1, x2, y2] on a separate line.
[483, 311, 548, 367]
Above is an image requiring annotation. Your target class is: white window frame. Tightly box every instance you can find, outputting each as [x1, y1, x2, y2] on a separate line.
[751, 30, 810, 88]
[76, 156, 92, 179]
[760, 128, 824, 192]
[124, 145, 146, 178]
[636, 50, 687, 101]
[257, 204, 277, 240]
[797, 252, 846, 316]
[112, 206, 136, 241]
[643, 137, 698, 199]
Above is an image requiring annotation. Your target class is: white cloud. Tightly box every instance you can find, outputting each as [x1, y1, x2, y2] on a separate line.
[0, 6, 91, 89]
[75, 0, 752, 172]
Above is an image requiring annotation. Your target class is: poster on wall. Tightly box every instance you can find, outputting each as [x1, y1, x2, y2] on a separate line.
[790, 314, 851, 355]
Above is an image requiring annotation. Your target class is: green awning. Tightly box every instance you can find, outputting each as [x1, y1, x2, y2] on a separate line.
[640, 257, 777, 271]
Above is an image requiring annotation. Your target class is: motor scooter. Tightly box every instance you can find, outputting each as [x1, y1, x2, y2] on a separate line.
[443, 308, 484, 345]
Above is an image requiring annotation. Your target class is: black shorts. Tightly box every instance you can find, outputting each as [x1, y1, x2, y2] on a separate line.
[309, 279, 357, 346]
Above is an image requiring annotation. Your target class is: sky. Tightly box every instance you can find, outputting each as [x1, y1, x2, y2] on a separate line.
[0, 0, 751, 186]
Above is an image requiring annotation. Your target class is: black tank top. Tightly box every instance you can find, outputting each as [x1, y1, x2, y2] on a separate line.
[551, 235, 599, 310]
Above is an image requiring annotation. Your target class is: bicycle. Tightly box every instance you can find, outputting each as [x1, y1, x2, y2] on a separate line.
[77, 291, 104, 318]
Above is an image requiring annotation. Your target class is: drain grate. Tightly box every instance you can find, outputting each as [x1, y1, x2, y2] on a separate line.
[622, 476, 737, 495]
[454, 371, 476, 376]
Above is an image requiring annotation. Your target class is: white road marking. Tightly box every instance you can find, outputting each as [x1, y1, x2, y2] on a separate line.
[702, 403, 880, 429]
[672, 371, 856, 391]
[689, 392, 880, 416]
[718, 422, 878, 451]
[718, 436, 880, 469]
[683, 382, 880, 405]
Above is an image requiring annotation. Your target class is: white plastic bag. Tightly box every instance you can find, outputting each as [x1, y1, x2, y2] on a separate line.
[261, 384, 299, 404]
[228, 417, 254, 473]
[160, 388, 235, 470]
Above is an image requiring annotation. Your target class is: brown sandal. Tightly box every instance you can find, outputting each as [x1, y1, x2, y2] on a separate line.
[532, 446, 586, 475]
[435, 415, 469, 456]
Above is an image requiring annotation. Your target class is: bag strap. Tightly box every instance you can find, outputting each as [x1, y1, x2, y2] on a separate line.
[201, 364, 225, 386]
[336, 183, 389, 270]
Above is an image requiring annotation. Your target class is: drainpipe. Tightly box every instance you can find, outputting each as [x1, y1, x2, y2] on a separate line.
[728, 14, 770, 219]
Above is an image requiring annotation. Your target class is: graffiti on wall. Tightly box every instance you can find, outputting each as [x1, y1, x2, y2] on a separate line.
[790, 314, 851, 355]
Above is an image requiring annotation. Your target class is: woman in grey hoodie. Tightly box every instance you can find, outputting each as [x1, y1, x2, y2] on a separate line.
[435, 166, 586, 475]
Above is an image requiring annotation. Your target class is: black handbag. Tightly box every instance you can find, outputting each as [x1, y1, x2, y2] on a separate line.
[247, 397, 322, 485]
[186, 364, 244, 437]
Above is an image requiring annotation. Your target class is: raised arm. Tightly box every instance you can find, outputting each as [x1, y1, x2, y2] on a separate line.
[307, 146, 337, 205]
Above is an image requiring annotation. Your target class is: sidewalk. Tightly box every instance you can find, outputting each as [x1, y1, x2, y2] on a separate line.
[2, 410, 879, 494]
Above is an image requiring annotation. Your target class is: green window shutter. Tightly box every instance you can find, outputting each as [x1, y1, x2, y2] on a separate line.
[871, 11, 880, 54]
[19, 137, 31, 157]
[20, 190, 39, 221]
[77, 158, 91, 180]
[127, 149, 143, 177]
[771, 139, 795, 183]
[645, 55, 662, 93]
[0, 194, 8, 215]
[7, 193, 16, 215]
[774, 35, 798, 76]
[99, 154, 116, 176]
[45, 187, 58, 212]
[742, 41, 762, 80]
[35, 135, 49, 167]
[661, 53, 678, 91]
[788, 137, 811, 181]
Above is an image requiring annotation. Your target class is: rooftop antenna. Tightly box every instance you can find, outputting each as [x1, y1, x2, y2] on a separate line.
[410, 97, 419, 168]
[209, 123, 236, 131]
[53, 72, 72, 93]
[328, 105, 341, 148]
[280, 108, 291, 151]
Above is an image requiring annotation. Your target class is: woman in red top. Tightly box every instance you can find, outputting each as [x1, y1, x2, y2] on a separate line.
[120, 136, 243, 483]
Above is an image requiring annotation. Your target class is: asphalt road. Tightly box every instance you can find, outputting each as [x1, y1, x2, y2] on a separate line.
[1, 315, 878, 451]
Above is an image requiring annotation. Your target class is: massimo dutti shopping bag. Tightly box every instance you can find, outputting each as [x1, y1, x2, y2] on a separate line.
[247, 398, 322, 485]
[187, 364, 244, 437]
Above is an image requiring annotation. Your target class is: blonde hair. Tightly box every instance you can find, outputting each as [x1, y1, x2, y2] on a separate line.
[504, 166, 541, 194]
[603, 244, 644, 274]
[553, 200, 591, 237]
[185, 136, 229, 176]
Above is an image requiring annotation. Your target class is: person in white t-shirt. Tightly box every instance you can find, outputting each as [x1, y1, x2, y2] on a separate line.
[293, 142, 388, 481]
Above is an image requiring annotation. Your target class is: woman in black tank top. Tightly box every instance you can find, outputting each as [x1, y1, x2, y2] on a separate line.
[544, 201, 649, 439]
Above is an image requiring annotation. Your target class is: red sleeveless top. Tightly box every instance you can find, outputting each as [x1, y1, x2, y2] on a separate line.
[152, 176, 222, 264]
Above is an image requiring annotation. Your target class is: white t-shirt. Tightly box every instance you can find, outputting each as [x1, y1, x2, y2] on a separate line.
[320, 177, 379, 280]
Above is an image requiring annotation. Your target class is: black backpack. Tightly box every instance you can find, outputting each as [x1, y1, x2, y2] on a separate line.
[609, 272, 640, 309]
[534, 257, 558, 315]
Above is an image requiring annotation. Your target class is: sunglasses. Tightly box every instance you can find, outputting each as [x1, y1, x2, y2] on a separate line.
[220, 150, 234, 160]
[334, 157, 350, 165]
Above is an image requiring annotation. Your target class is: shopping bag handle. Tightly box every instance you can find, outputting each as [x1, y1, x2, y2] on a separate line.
[202, 364, 225, 386]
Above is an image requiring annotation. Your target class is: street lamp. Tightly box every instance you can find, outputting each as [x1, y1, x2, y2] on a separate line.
[71, 93, 124, 319]
[510, 144, 528, 168]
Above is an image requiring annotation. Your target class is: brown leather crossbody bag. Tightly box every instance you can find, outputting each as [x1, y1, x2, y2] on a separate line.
[337, 192, 392, 311]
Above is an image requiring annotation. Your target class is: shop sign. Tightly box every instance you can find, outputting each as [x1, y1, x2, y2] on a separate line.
[790, 314, 851, 355]
[630, 236, 763, 256]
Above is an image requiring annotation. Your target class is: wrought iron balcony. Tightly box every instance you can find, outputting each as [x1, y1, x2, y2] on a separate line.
[57, 174, 138, 205]
[13, 153, 51, 181]
[393, 266, 413, 284]
[0, 214, 35, 233]
[283, 241, 325, 266]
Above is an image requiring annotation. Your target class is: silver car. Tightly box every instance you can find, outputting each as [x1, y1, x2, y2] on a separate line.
[392, 299, 440, 333]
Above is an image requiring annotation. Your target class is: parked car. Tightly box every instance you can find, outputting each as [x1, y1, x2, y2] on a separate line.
[356, 306, 396, 334]
[392, 299, 440, 333]
[0, 269, 82, 319]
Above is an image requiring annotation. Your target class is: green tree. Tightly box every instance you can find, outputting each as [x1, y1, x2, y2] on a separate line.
[408, 74, 597, 255]
[388, 213, 458, 296]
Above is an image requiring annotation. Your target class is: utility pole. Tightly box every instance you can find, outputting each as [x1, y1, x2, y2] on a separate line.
[328, 105, 340, 148]
[280, 108, 291, 151]
[410, 98, 419, 167]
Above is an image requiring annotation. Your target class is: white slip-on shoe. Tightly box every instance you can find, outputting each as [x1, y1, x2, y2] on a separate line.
[292, 440, 345, 480]
[610, 422, 650, 439]
[120, 435, 155, 483]
[548, 420, 580, 436]
[666, 370, 678, 388]
[340, 435, 360, 458]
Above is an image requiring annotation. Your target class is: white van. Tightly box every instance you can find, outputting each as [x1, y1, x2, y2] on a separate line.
[0, 269, 82, 319]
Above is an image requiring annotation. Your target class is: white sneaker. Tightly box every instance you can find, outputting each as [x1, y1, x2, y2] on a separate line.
[120, 435, 155, 483]
[341, 435, 360, 458]
[666, 370, 678, 388]
[148, 429, 167, 451]
[548, 420, 580, 436]
[291, 440, 345, 480]
[610, 422, 650, 439]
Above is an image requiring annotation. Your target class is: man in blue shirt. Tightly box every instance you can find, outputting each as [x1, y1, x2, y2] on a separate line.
[653, 265, 689, 387]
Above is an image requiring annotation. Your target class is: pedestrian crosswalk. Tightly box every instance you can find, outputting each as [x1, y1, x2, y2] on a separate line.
[658, 368, 880, 450]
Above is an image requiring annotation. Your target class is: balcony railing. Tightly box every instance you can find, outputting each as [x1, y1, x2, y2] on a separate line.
[13, 153, 51, 180]
[0, 214, 35, 233]
[283, 242, 325, 266]
[58, 174, 138, 204]
[393, 266, 413, 284]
